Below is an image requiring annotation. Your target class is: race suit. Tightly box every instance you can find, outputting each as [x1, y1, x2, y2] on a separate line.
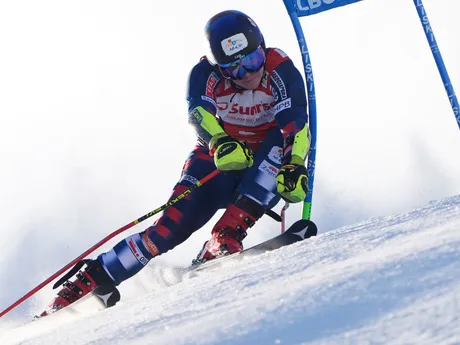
[97, 47, 309, 285]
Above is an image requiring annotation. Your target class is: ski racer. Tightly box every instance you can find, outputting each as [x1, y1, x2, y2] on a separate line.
[40, 10, 311, 316]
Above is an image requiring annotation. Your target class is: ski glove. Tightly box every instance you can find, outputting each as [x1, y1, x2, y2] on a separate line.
[209, 133, 254, 171]
[276, 155, 308, 203]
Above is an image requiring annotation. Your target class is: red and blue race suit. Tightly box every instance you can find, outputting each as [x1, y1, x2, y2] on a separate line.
[96, 48, 309, 285]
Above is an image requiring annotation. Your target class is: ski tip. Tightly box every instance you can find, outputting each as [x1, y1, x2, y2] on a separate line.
[286, 219, 318, 239]
[93, 284, 121, 308]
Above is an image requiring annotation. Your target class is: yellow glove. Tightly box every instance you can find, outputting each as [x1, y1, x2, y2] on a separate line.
[276, 155, 308, 203]
[209, 133, 254, 171]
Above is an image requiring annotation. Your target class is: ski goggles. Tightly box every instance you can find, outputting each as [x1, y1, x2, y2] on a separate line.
[219, 46, 266, 80]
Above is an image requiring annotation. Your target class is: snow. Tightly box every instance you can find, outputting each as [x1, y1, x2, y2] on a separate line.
[1, 0, 460, 344]
[1, 195, 459, 345]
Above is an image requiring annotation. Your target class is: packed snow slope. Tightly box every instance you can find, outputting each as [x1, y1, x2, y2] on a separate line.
[2, 195, 460, 345]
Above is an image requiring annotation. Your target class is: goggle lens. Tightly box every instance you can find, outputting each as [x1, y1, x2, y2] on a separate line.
[219, 47, 265, 80]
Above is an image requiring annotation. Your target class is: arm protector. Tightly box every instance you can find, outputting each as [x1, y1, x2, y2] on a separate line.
[189, 106, 225, 146]
[283, 123, 311, 165]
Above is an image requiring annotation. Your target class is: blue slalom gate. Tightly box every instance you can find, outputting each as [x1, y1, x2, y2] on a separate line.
[283, 0, 459, 220]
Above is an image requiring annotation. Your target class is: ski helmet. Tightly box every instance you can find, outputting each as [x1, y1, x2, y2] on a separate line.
[205, 10, 265, 66]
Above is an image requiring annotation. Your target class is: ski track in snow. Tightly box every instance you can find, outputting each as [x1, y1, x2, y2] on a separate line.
[1, 195, 459, 345]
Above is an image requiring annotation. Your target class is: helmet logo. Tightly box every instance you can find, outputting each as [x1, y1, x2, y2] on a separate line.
[221, 33, 248, 57]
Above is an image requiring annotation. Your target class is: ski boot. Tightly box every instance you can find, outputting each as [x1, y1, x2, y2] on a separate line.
[193, 195, 265, 265]
[39, 259, 119, 317]
[193, 226, 247, 265]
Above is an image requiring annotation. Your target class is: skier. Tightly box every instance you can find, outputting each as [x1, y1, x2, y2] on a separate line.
[40, 10, 310, 316]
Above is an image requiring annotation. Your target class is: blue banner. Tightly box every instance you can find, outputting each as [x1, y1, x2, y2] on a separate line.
[296, 0, 363, 17]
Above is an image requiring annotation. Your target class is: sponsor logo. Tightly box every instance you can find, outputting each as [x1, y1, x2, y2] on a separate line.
[258, 160, 279, 178]
[271, 71, 287, 100]
[268, 146, 283, 164]
[201, 95, 217, 108]
[206, 72, 220, 97]
[128, 239, 149, 266]
[142, 234, 160, 257]
[181, 174, 198, 185]
[216, 91, 276, 127]
[191, 108, 203, 122]
[224, 114, 273, 124]
[95, 292, 114, 307]
[218, 143, 236, 157]
[273, 98, 291, 114]
[297, 0, 339, 11]
[217, 102, 274, 115]
[221, 33, 248, 56]
[292, 225, 310, 239]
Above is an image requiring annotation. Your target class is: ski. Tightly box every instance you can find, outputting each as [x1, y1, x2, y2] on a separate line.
[34, 283, 120, 320]
[189, 219, 318, 273]
[34, 219, 317, 319]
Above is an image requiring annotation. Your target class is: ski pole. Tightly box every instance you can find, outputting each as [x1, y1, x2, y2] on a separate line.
[280, 202, 290, 233]
[0, 169, 220, 318]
